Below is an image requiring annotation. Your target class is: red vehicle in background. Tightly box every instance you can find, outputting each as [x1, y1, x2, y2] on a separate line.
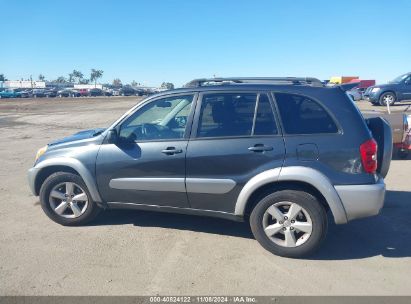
[349, 79, 376, 91]
[77, 89, 89, 97]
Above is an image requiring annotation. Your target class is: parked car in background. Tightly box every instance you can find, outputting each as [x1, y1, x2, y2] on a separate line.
[89, 88, 104, 97]
[135, 88, 149, 96]
[104, 89, 113, 96]
[57, 89, 78, 98]
[0, 89, 22, 98]
[44, 89, 58, 98]
[119, 86, 135, 96]
[18, 89, 31, 98]
[31, 89, 47, 98]
[347, 87, 363, 101]
[364, 72, 411, 106]
[77, 89, 89, 97]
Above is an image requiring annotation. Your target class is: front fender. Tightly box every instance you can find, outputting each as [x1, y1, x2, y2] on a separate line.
[28, 157, 102, 203]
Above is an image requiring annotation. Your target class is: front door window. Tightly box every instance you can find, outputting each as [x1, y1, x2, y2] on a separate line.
[119, 95, 194, 142]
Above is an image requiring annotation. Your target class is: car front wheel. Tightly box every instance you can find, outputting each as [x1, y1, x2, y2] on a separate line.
[379, 92, 396, 106]
[39, 172, 101, 225]
[250, 189, 327, 258]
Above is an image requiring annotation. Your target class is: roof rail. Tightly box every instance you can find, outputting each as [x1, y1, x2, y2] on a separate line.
[184, 77, 324, 88]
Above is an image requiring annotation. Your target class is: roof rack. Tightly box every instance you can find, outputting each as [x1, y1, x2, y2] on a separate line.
[184, 77, 324, 88]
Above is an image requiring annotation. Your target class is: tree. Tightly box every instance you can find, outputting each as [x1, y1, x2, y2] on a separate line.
[68, 72, 74, 83]
[0, 74, 6, 81]
[131, 80, 141, 87]
[79, 78, 90, 84]
[38, 74, 45, 81]
[90, 69, 104, 87]
[55, 76, 67, 83]
[72, 70, 83, 83]
[112, 78, 122, 87]
[160, 82, 174, 90]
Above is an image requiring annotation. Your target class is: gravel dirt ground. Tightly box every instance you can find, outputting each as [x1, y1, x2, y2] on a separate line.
[0, 97, 410, 295]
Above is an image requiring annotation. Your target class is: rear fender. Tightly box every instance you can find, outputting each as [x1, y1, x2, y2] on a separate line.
[234, 166, 348, 224]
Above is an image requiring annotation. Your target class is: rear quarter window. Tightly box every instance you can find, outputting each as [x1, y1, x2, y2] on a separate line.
[274, 92, 338, 134]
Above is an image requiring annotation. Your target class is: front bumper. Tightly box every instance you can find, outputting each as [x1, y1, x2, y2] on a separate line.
[364, 94, 379, 102]
[335, 178, 385, 221]
[27, 167, 40, 196]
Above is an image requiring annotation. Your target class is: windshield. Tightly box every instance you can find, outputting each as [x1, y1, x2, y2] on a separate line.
[390, 73, 409, 83]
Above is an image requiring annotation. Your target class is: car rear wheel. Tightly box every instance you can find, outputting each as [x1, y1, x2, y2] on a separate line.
[379, 92, 396, 106]
[39, 172, 101, 226]
[250, 189, 327, 258]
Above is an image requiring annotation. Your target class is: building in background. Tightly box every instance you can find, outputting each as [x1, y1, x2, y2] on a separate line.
[74, 84, 103, 90]
[3, 80, 46, 88]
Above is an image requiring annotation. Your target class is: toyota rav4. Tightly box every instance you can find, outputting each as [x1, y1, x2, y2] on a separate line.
[28, 77, 392, 258]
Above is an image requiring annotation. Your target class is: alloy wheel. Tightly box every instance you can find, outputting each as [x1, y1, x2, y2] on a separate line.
[49, 182, 89, 218]
[383, 94, 394, 104]
[262, 201, 313, 247]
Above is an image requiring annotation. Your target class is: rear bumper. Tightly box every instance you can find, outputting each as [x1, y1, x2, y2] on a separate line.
[335, 178, 385, 221]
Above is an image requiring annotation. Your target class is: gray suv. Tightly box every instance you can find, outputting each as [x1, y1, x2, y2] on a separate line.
[28, 77, 392, 258]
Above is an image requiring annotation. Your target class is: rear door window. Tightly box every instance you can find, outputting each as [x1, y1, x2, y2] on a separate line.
[274, 93, 338, 134]
[196, 93, 278, 138]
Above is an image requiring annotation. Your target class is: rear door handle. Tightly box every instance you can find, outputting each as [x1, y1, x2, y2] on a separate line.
[161, 147, 183, 155]
[248, 144, 273, 152]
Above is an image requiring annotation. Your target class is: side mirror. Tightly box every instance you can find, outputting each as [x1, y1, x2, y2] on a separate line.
[106, 129, 118, 144]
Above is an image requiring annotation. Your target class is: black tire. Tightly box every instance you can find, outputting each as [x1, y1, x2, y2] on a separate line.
[250, 189, 327, 258]
[39, 172, 101, 226]
[379, 92, 396, 106]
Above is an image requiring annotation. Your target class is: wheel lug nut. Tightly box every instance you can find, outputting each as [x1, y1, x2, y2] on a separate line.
[290, 227, 294, 230]
[284, 216, 288, 220]
[279, 221, 283, 224]
[291, 220, 295, 223]
[282, 227, 287, 231]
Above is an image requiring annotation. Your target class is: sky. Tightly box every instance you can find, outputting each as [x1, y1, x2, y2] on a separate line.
[0, 0, 410, 87]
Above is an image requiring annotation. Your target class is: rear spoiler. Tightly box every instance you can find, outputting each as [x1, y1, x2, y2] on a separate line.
[338, 82, 360, 92]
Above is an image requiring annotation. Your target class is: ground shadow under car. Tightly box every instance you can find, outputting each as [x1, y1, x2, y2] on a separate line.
[90, 190, 411, 260]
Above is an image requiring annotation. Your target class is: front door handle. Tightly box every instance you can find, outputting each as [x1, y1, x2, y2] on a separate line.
[161, 147, 183, 155]
[248, 144, 273, 152]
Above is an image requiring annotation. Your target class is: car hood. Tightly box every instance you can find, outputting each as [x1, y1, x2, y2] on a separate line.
[49, 128, 106, 146]
[369, 83, 395, 90]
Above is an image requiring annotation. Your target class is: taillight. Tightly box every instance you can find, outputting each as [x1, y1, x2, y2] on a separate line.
[360, 139, 378, 174]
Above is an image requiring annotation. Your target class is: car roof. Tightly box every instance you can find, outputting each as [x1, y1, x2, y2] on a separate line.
[153, 83, 339, 97]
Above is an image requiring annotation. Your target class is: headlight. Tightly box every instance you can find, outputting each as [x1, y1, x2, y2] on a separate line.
[35, 145, 48, 161]
[371, 87, 381, 93]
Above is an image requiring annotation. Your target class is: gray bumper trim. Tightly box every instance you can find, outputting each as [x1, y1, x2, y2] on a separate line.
[27, 167, 40, 196]
[335, 178, 385, 221]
